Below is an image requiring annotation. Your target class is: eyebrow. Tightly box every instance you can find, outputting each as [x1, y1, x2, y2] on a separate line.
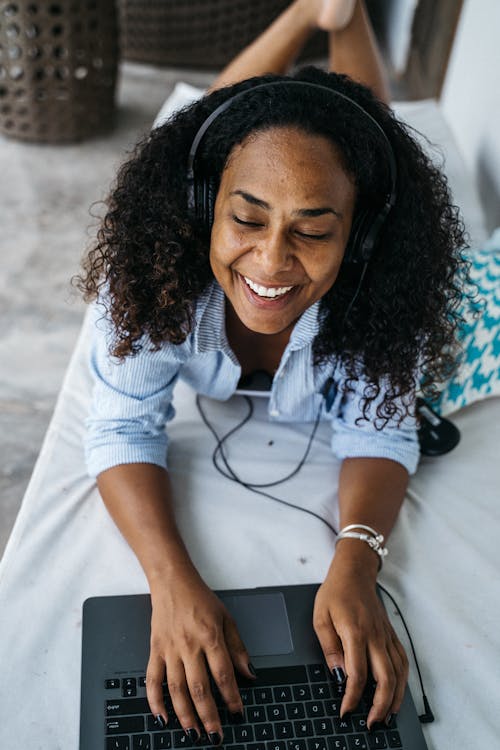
[230, 190, 342, 219]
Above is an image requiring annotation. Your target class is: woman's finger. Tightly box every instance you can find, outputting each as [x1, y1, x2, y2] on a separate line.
[224, 613, 256, 684]
[184, 650, 224, 745]
[146, 650, 169, 727]
[165, 657, 202, 744]
[365, 633, 397, 728]
[339, 627, 368, 717]
[383, 629, 409, 720]
[205, 627, 245, 719]
[312, 609, 346, 695]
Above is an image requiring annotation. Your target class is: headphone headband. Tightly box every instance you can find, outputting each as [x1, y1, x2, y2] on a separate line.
[187, 79, 397, 263]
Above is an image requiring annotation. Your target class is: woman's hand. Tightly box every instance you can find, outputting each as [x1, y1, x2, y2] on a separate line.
[146, 568, 255, 744]
[313, 541, 409, 729]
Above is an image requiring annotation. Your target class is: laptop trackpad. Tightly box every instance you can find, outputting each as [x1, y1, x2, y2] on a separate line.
[221, 592, 294, 656]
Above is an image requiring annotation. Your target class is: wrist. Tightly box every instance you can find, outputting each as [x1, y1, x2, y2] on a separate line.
[330, 537, 381, 580]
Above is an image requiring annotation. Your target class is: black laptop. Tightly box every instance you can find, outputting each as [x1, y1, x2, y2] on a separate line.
[80, 583, 428, 750]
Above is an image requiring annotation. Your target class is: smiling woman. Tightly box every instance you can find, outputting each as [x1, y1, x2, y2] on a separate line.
[76, 0, 472, 743]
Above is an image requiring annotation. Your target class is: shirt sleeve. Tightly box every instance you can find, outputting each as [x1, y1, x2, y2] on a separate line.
[330, 372, 420, 475]
[84, 304, 184, 478]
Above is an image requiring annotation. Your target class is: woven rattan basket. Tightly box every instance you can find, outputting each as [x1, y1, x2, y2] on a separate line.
[0, 1, 119, 143]
[119, 0, 327, 69]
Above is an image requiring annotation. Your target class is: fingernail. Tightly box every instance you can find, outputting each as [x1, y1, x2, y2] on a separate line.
[208, 731, 222, 746]
[248, 662, 257, 677]
[385, 713, 397, 727]
[229, 710, 245, 724]
[185, 728, 199, 744]
[331, 667, 346, 685]
[155, 714, 166, 729]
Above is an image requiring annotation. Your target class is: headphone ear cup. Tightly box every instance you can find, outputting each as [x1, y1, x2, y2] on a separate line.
[344, 209, 370, 263]
[206, 176, 217, 231]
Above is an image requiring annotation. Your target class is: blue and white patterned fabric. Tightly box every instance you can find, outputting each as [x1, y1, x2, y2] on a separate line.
[435, 228, 500, 416]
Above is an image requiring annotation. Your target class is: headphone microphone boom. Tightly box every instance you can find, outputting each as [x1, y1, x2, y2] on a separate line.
[186, 79, 398, 264]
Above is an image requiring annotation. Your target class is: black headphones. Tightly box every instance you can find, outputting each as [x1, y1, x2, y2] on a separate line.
[187, 80, 397, 264]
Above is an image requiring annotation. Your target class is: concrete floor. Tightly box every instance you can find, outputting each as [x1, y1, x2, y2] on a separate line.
[0, 64, 213, 558]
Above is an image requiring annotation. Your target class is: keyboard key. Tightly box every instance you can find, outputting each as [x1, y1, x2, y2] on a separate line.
[333, 716, 353, 733]
[153, 734, 172, 749]
[347, 736, 368, 749]
[107, 698, 150, 716]
[234, 726, 255, 743]
[305, 701, 323, 718]
[254, 688, 274, 704]
[107, 717, 145, 735]
[293, 720, 314, 737]
[286, 703, 305, 720]
[273, 686, 293, 702]
[307, 739, 328, 750]
[223, 727, 235, 744]
[133, 735, 152, 749]
[386, 731, 402, 748]
[327, 738, 347, 750]
[313, 718, 332, 735]
[123, 678, 137, 697]
[248, 744, 266, 750]
[107, 737, 130, 750]
[275, 722, 294, 739]
[226, 746, 245, 750]
[140, 676, 147, 687]
[266, 743, 286, 750]
[253, 666, 308, 686]
[105, 679, 120, 689]
[367, 734, 387, 749]
[255, 724, 274, 741]
[240, 688, 254, 706]
[293, 686, 311, 702]
[288, 741, 307, 750]
[248, 706, 267, 722]
[267, 704, 287, 721]
[173, 730, 191, 747]
[307, 665, 327, 682]
[323, 700, 341, 717]
[311, 684, 330, 700]
[352, 716, 368, 732]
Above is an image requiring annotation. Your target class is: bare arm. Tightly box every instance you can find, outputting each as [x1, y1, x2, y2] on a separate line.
[97, 464, 255, 742]
[313, 457, 410, 729]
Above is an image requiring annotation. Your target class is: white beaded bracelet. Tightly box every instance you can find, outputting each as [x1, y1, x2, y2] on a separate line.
[335, 524, 388, 569]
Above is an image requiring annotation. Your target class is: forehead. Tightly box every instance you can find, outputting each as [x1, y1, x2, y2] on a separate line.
[221, 126, 355, 196]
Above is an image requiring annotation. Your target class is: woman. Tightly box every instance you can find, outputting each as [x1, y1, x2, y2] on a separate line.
[79, 0, 467, 741]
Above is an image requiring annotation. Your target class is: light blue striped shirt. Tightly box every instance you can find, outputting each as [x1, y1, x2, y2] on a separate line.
[85, 281, 419, 477]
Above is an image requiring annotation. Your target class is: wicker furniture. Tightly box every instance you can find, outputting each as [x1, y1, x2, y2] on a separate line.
[119, 0, 327, 69]
[0, 0, 118, 142]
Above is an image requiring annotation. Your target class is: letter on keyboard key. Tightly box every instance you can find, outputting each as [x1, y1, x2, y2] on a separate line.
[347, 735, 368, 749]
[306, 738, 328, 750]
[327, 738, 347, 750]
[366, 733, 386, 749]
[107, 737, 130, 750]
[153, 734, 172, 749]
[133, 734, 152, 749]
[387, 730, 402, 748]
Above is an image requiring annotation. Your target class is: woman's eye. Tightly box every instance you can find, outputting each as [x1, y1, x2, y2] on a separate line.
[296, 231, 331, 240]
[232, 215, 262, 227]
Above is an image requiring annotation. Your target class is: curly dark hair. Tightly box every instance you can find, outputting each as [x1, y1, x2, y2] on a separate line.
[77, 66, 473, 426]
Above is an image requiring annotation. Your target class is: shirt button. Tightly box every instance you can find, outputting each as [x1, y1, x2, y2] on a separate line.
[270, 409, 280, 417]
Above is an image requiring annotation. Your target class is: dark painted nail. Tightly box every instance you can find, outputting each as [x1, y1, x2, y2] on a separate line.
[208, 731, 222, 746]
[155, 714, 166, 729]
[331, 667, 346, 685]
[229, 710, 245, 724]
[386, 713, 397, 728]
[185, 728, 199, 744]
[248, 662, 257, 677]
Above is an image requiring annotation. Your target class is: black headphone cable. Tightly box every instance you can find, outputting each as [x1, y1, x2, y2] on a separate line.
[195, 393, 435, 725]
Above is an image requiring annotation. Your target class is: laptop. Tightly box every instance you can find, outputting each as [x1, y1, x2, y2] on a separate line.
[80, 583, 429, 750]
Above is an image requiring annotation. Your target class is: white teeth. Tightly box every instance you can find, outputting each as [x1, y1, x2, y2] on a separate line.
[243, 276, 294, 298]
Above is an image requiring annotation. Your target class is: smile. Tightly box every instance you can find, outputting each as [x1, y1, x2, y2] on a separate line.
[243, 276, 295, 298]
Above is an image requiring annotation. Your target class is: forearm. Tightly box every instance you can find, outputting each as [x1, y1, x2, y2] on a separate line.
[331, 457, 409, 578]
[97, 463, 201, 591]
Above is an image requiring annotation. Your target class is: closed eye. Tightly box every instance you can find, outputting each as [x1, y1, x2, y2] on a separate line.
[232, 215, 263, 227]
[296, 231, 332, 240]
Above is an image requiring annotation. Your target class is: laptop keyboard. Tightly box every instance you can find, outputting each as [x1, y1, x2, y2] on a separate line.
[105, 664, 402, 750]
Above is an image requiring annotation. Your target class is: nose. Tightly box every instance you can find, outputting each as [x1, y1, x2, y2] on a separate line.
[254, 228, 293, 276]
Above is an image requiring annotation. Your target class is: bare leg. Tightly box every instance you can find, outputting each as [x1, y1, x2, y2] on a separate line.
[209, 0, 317, 92]
[209, 0, 390, 105]
[328, 1, 391, 103]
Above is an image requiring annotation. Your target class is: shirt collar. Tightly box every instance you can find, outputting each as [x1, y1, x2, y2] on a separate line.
[193, 280, 320, 354]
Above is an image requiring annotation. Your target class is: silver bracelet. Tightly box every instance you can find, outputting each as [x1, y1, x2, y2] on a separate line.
[335, 524, 388, 568]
